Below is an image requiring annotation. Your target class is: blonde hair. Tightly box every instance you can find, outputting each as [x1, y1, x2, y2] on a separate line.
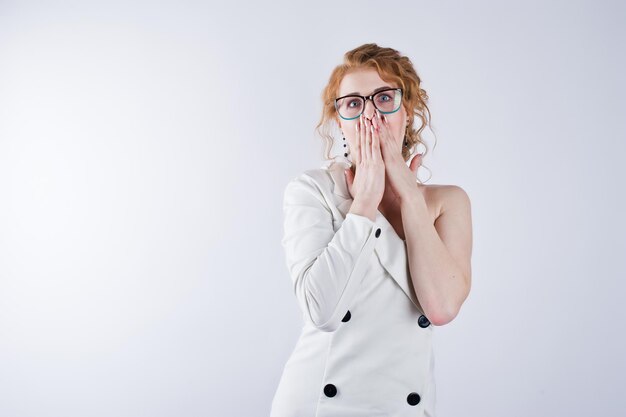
[314, 43, 437, 183]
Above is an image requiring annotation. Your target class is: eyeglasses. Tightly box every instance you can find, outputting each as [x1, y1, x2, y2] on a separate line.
[334, 88, 403, 120]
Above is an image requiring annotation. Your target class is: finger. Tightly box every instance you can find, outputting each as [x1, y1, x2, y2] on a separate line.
[359, 114, 366, 166]
[354, 116, 361, 166]
[375, 110, 391, 150]
[372, 110, 385, 153]
[362, 115, 369, 162]
[371, 117, 383, 162]
[366, 117, 374, 162]
[376, 110, 389, 154]
[410, 153, 422, 174]
[345, 169, 353, 194]
[361, 115, 368, 161]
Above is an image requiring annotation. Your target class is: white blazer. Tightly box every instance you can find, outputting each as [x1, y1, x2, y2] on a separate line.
[270, 160, 436, 417]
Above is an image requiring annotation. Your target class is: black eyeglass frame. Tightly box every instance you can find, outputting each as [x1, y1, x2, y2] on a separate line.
[334, 88, 403, 120]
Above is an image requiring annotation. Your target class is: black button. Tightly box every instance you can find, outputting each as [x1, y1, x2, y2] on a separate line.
[407, 392, 421, 406]
[418, 315, 430, 328]
[375, 228, 381, 238]
[324, 383, 337, 397]
[341, 310, 351, 322]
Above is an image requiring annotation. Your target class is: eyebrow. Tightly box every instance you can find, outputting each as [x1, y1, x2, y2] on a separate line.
[342, 86, 394, 97]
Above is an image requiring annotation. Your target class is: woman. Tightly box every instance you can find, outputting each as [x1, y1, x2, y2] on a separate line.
[270, 43, 473, 417]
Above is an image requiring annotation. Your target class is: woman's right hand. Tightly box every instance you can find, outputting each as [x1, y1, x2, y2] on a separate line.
[344, 115, 386, 220]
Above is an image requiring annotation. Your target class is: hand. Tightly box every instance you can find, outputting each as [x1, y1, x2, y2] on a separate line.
[371, 109, 423, 202]
[344, 114, 386, 209]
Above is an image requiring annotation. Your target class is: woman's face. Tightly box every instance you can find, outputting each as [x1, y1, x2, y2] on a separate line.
[336, 68, 408, 159]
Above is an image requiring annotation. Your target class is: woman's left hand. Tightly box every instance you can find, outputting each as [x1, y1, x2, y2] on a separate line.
[371, 109, 423, 202]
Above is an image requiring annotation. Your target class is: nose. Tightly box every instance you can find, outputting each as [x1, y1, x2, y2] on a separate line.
[363, 99, 376, 120]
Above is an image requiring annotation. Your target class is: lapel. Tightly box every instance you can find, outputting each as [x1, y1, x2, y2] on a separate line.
[325, 161, 422, 311]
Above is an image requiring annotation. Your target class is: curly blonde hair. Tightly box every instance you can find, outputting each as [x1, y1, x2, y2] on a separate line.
[315, 43, 437, 183]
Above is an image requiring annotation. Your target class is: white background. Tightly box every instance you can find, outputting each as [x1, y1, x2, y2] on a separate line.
[1, 1, 624, 416]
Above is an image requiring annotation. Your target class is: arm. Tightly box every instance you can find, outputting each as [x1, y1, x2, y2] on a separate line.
[281, 174, 381, 332]
[400, 186, 473, 326]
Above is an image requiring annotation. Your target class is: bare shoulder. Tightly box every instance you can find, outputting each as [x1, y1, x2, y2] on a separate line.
[419, 184, 471, 221]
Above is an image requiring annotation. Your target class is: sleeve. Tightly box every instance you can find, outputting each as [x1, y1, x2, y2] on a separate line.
[281, 174, 382, 332]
